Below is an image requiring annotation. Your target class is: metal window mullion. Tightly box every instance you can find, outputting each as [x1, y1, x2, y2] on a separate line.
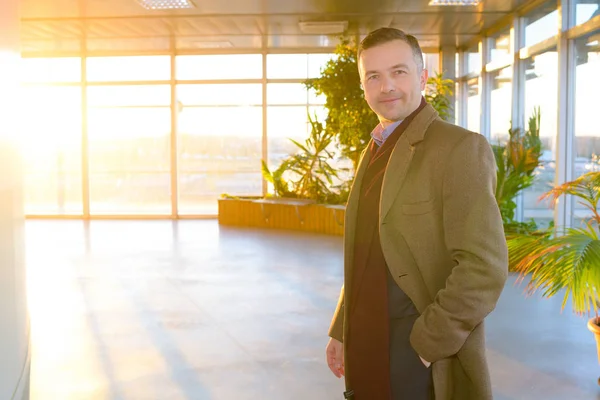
[262, 38, 268, 197]
[170, 43, 178, 218]
[458, 51, 468, 128]
[555, 0, 576, 229]
[512, 16, 526, 223]
[480, 38, 491, 141]
[81, 55, 90, 219]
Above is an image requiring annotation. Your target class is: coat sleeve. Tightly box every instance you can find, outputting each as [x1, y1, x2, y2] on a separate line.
[409, 133, 508, 363]
[328, 285, 344, 342]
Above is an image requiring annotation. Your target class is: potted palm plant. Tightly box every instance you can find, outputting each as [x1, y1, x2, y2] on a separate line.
[507, 171, 600, 378]
[493, 107, 543, 235]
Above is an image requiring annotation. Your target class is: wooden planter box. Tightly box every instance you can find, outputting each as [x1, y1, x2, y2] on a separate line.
[217, 197, 345, 236]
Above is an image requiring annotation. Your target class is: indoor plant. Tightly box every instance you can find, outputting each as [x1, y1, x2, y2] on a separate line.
[507, 171, 600, 372]
[304, 37, 378, 171]
[493, 107, 543, 234]
[261, 113, 345, 204]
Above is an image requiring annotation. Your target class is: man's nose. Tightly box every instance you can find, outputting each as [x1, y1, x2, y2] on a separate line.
[380, 75, 395, 93]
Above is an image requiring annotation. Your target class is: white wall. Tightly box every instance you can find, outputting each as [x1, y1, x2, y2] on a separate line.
[0, 0, 30, 398]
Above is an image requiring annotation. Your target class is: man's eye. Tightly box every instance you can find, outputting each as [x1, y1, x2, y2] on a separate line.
[394, 70, 406, 75]
[368, 75, 379, 81]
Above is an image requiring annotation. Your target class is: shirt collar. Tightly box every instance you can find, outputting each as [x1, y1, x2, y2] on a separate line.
[370, 119, 403, 147]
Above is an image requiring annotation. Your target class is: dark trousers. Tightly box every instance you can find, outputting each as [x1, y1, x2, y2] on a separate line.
[389, 314, 435, 400]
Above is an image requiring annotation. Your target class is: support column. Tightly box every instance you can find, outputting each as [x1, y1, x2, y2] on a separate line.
[555, 0, 575, 229]
[512, 16, 526, 223]
[439, 45, 457, 123]
[480, 38, 492, 141]
[0, 0, 30, 399]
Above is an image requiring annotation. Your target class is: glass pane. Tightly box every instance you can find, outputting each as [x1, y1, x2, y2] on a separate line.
[424, 53, 440, 75]
[267, 106, 310, 168]
[21, 57, 81, 83]
[86, 56, 171, 82]
[468, 45, 481, 74]
[454, 82, 460, 126]
[88, 85, 171, 107]
[20, 86, 82, 214]
[522, 50, 559, 228]
[455, 53, 459, 75]
[177, 84, 262, 106]
[467, 77, 480, 133]
[490, 67, 513, 144]
[267, 83, 308, 105]
[573, 31, 600, 227]
[267, 54, 308, 78]
[176, 55, 262, 80]
[490, 30, 511, 65]
[575, 1, 600, 26]
[178, 106, 262, 214]
[524, 1, 559, 48]
[308, 53, 334, 78]
[88, 107, 171, 214]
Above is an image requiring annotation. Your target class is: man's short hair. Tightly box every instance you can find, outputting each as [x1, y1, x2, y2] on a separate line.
[357, 28, 425, 72]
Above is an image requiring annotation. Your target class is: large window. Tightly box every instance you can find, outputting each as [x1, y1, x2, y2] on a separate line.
[573, 31, 600, 227]
[522, 50, 559, 228]
[177, 83, 263, 214]
[265, 54, 333, 195]
[21, 50, 464, 216]
[466, 77, 481, 134]
[176, 55, 262, 80]
[266, 54, 333, 79]
[86, 56, 170, 82]
[87, 85, 172, 214]
[20, 57, 83, 215]
[267, 83, 314, 170]
[20, 57, 81, 83]
[20, 86, 83, 215]
[490, 67, 513, 145]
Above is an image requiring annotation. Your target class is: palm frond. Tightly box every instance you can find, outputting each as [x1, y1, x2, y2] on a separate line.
[511, 228, 600, 315]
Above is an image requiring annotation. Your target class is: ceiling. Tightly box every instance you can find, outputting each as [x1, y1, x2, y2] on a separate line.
[20, 0, 533, 54]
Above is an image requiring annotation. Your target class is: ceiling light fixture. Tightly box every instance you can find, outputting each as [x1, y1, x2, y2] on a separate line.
[135, 0, 195, 10]
[428, 0, 480, 5]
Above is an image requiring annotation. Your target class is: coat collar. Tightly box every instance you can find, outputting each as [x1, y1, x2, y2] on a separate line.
[402, 103, 440, 146]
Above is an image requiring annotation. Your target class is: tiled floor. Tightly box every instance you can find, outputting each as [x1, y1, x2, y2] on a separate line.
[26, 220, 600, 400]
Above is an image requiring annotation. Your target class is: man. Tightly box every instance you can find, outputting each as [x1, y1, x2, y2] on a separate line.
[325, 28, 508, 400]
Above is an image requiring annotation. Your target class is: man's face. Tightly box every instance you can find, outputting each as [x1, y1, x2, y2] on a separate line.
[358, 39, 428, 125]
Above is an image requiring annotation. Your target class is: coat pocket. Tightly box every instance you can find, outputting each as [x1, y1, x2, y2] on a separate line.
[401, 199, 435, 215]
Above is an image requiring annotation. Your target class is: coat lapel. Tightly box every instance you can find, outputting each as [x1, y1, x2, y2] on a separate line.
[380, 104, 440, 221]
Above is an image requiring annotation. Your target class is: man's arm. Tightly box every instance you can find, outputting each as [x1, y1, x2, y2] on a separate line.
[328, 285, 344, 342]
[409, 133, 508, 363]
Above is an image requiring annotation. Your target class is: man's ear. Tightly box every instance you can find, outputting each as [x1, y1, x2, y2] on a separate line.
[420, 68, 429, 91]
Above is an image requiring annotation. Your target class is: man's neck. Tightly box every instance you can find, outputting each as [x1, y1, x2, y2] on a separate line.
[379, 119, 399, 130]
